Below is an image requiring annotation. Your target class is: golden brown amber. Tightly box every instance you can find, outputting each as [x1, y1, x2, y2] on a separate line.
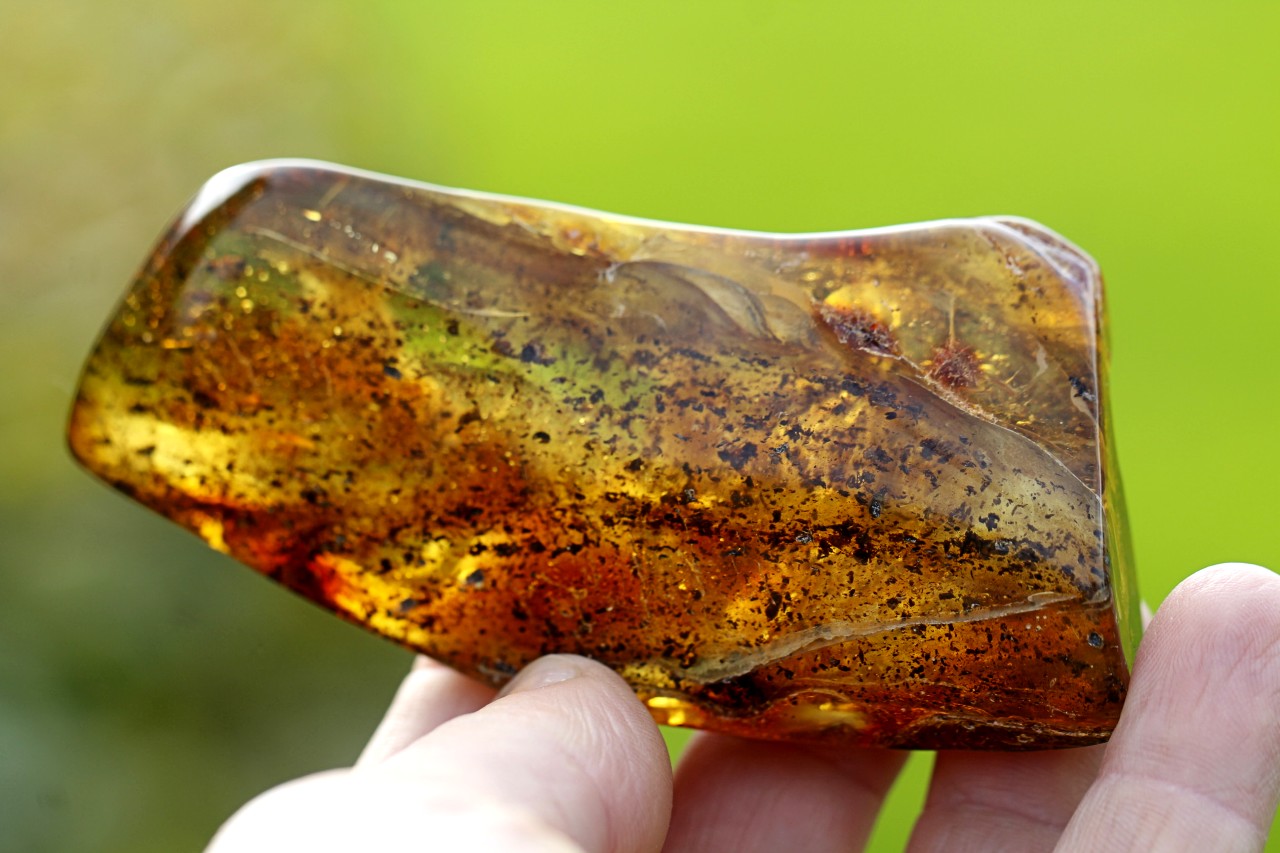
[68, 161, 1137, 749]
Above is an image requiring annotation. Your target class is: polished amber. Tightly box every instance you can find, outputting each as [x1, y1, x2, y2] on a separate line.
[69, 162, 1137, 749]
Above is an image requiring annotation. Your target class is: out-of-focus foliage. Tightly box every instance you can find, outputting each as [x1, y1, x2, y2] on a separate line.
[1, 2, 1276, 851]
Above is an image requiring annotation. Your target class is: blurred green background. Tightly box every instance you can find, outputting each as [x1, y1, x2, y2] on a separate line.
[2, 2, 1277, 850]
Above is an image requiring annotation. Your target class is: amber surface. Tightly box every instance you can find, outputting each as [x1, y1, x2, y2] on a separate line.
[69, 161, 1138, 749]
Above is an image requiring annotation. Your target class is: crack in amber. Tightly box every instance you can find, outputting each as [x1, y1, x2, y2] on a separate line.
[68, 161, 1137, 749]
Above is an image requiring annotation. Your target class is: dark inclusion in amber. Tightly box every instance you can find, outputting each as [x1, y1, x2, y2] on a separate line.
[69, 161, 1138, 749]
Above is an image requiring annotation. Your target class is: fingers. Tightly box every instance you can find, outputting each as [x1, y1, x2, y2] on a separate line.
[380, 654, 673, 853]
[1057, 563, 1280, 852]
[662, 733, 906, 852]
[210, 655, 672, 853]
[906, 746, 1103, 852]
[356, 655, 496, 767]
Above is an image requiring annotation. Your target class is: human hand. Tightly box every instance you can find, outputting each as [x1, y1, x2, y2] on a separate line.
[206, 563, 1280, 852]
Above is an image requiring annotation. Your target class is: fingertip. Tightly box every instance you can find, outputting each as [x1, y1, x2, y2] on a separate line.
[492, 655, 674, 811]
[1143, 562, 1280, 682]
[1161, 561, 1280, 606]
[399, 655, 672, 853]
[1187, 562, 1280, 610]
[1058, 562, 1280, 850]
[494, 655, 671, 771]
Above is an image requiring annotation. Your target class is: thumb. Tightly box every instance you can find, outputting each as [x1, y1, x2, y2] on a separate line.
[381, 654, 673, 853]
[208, 655, 673, 853]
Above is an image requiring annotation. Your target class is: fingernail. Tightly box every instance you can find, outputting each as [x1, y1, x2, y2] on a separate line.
[497, 655, 586, 698]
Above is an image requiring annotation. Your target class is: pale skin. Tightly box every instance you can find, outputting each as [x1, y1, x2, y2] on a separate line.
[207, 563, 1280, 852]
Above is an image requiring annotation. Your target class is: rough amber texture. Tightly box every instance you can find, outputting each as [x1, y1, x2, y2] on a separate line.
[69, 161, 1138, 749]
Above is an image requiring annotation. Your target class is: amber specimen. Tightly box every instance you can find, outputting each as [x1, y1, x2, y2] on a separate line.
[69, 161, 1138, 749]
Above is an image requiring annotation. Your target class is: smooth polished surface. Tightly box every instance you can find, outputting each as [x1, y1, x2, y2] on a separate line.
[69, 162, 1137, 748]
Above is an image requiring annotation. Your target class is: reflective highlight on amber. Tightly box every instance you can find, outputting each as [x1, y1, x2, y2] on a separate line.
[69, 161, 1137, 749]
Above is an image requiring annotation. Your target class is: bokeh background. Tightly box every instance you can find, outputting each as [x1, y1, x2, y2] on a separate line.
[2, 2, 1277, 850]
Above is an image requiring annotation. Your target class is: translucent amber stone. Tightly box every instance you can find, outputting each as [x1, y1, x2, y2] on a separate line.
[69, 162, 1138, 749]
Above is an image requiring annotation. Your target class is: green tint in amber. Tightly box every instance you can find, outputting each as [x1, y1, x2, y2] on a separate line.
[69, 162, 1137, 749]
